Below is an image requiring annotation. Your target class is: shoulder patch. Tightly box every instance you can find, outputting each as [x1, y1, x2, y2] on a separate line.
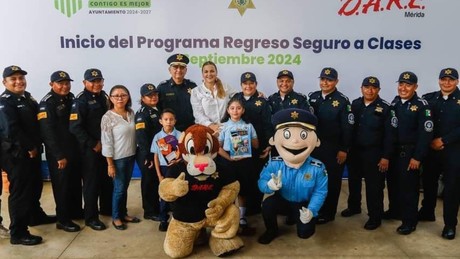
[310, 159, 323, 167]
[271, 156, 284, 161]
[135, 122, 146, 130]
[37, 111, 47, 120]
[69, 113, 78, 121]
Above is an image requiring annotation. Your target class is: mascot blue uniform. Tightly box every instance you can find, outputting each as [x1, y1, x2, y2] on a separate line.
[258, 108, 328, 244]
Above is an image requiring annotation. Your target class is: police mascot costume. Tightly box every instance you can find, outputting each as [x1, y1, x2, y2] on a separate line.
[159, 124, 243, 258]
[257, 108, 328, 244]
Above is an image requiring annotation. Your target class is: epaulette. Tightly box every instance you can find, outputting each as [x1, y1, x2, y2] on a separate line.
[185, 79, 196, 85]
[158, 80, 168, 86]
[40, 93, 53, 103]
[271, 156, 284, 161]
[76, 91, 84, 98]
[381, 99, 391, 106]
[137, 106, 146, 113]
[422, 91, 438, 100]
[1, 93, 11, 99]
[310, 159, 323, 167]
[417, 98, 429, 105]
[338, 92, 350, 101]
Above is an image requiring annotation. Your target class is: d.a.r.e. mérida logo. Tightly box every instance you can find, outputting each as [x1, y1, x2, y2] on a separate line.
[54, 0, 151, 18]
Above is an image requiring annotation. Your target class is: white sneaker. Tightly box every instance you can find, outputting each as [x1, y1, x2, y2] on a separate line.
[0, 224, 10, 239]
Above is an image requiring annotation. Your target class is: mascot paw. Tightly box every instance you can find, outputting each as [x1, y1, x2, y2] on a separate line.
[172, 172, 189, 197]
[209, 235, 244, 257]
[206, 200, 223, 221]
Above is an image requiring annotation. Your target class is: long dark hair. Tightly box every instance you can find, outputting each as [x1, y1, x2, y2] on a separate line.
[109, 85, 132, 112]
[221, 97, 249, 123]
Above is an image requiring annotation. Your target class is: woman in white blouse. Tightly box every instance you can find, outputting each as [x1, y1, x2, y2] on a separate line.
[101, 85, 139, 230]
[190, 61, 237, 133]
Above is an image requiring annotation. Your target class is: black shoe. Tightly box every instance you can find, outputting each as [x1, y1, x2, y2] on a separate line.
[442, 226, 456, 240]
[316, 216, 334, 225]
[112, 221, 127, 230]
[122, 216, 141, 223]
[29, 214, 57, 226]
[144, 214, 161, 221]
[159, 221, 169, 232]
[10, 234, 43, 246]
[341, 208, 361, 217]
[257, 230, 278, 244]
[364, 219, 381, 230]
[382, 210, 401, 220]
[56, 221, 81, 232]
[418, 211, 436, 222]
[397, 224, 416, 235]
[85, 219, 106, 231]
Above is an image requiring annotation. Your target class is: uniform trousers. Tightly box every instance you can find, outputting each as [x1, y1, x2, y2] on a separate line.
[2, 153, 37, 238]
[420, 150, 441, 215]
[438, 144, 460, 227]
[312, 142, 344, 219]
[80, 148, 112, 221]
[392, 145, 420, 227]
[47, 152, 83, 223]
[136, 151, 160, 217]
[261, 193, 316, 238]
[347, 147, 385, 221]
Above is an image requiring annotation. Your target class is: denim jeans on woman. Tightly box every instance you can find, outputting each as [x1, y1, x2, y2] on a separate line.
[112, 155, 135, 220]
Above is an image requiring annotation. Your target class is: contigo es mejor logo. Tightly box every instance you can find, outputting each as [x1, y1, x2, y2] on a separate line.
[228, 0, 255, 16]
[54, 0, 83, 18]
[54, 0, 151, 17]
[338, 0, 426, 18]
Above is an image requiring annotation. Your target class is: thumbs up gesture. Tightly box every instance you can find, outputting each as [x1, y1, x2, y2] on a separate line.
[267, 170, 282, 191]
[172, 172, 189, 197]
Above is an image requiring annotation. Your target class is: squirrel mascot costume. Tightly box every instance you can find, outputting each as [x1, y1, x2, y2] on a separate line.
[257, 108, 328, 244]
[159, 124, 243, 258]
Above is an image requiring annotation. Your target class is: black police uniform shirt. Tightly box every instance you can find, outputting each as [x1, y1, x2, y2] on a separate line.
[69, 89, 109, 149]
[38, 91, 77, 161]
[135, 104, 161, 161]
[157, 78, 197, 131]
[0, 90, 41, 157]
[268, 90, 313, 115]
[391, 93, 433, 161]
[308, 89, 354, 151]
[423, 88, 460, 145]
[350, 96, 396, 159]
[232, 91, 274, 150]
[165, 161, 236, 223]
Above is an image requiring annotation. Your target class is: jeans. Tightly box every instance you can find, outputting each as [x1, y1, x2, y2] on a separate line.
[112, 156, 135, 220]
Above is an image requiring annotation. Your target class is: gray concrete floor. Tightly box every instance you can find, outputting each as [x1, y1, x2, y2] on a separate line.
[0, 180, 459, 258]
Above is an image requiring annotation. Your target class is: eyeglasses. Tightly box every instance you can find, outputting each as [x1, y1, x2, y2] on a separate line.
[110, 94, 129, 99]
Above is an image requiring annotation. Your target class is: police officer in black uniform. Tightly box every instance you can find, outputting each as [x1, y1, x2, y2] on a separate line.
[135, 83, 162, 221]
[69, 68, 112, 231]
[157, 54, 197, 132]
[390, 71, 433, 235]
[308, 67, 354, 224]
[232, 72, 274, 214]
[341, 76, 396, 230]
[0, 65, 53, 245]
[268, 70, 312, 114]
[421, 68, 460, 239]
[38, 71, 82, 232]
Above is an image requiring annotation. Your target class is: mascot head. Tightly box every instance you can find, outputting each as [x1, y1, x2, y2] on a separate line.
[178, 124, 220, 181]
[269, 108, 320, 168]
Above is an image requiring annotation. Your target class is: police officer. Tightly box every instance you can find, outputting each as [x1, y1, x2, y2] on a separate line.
[341, 76, 396, 230]
[390, 71, 433, 235]
[0, 65, 51, 245]
[233, 72, 273, 214]
[421, 68, 460, 239]
[38, 71, 82, 232]
[268, 70, 312, 114]
[69, 68, 112, 231]
[157, 54, 197, 131]
[135, 83, 162, 221]
[308, 67, 354, 224]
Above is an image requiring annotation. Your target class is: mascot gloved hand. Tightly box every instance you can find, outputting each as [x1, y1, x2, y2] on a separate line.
[257, 108, 328, 245]
[159, 124, 243, 258]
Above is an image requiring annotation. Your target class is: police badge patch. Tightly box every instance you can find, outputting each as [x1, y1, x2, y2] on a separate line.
[424, 120, 434, 132]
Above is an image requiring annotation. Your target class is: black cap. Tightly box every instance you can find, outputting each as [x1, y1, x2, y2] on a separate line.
[319, 67, 338, 80]
[167, 53, 189, 66]
[439, 68, 459, 80]
[241, 72, 257, 83]
[84, 68, 104, 82]
[362, 76, 380, 88]
[272, 108, 318, 131]
[50, 71, 73, 82]
[277, 70, 294, 80]
[397, 71, 417, 84]
[140, 83, 158, 96]
[3, 65, 27, 78]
